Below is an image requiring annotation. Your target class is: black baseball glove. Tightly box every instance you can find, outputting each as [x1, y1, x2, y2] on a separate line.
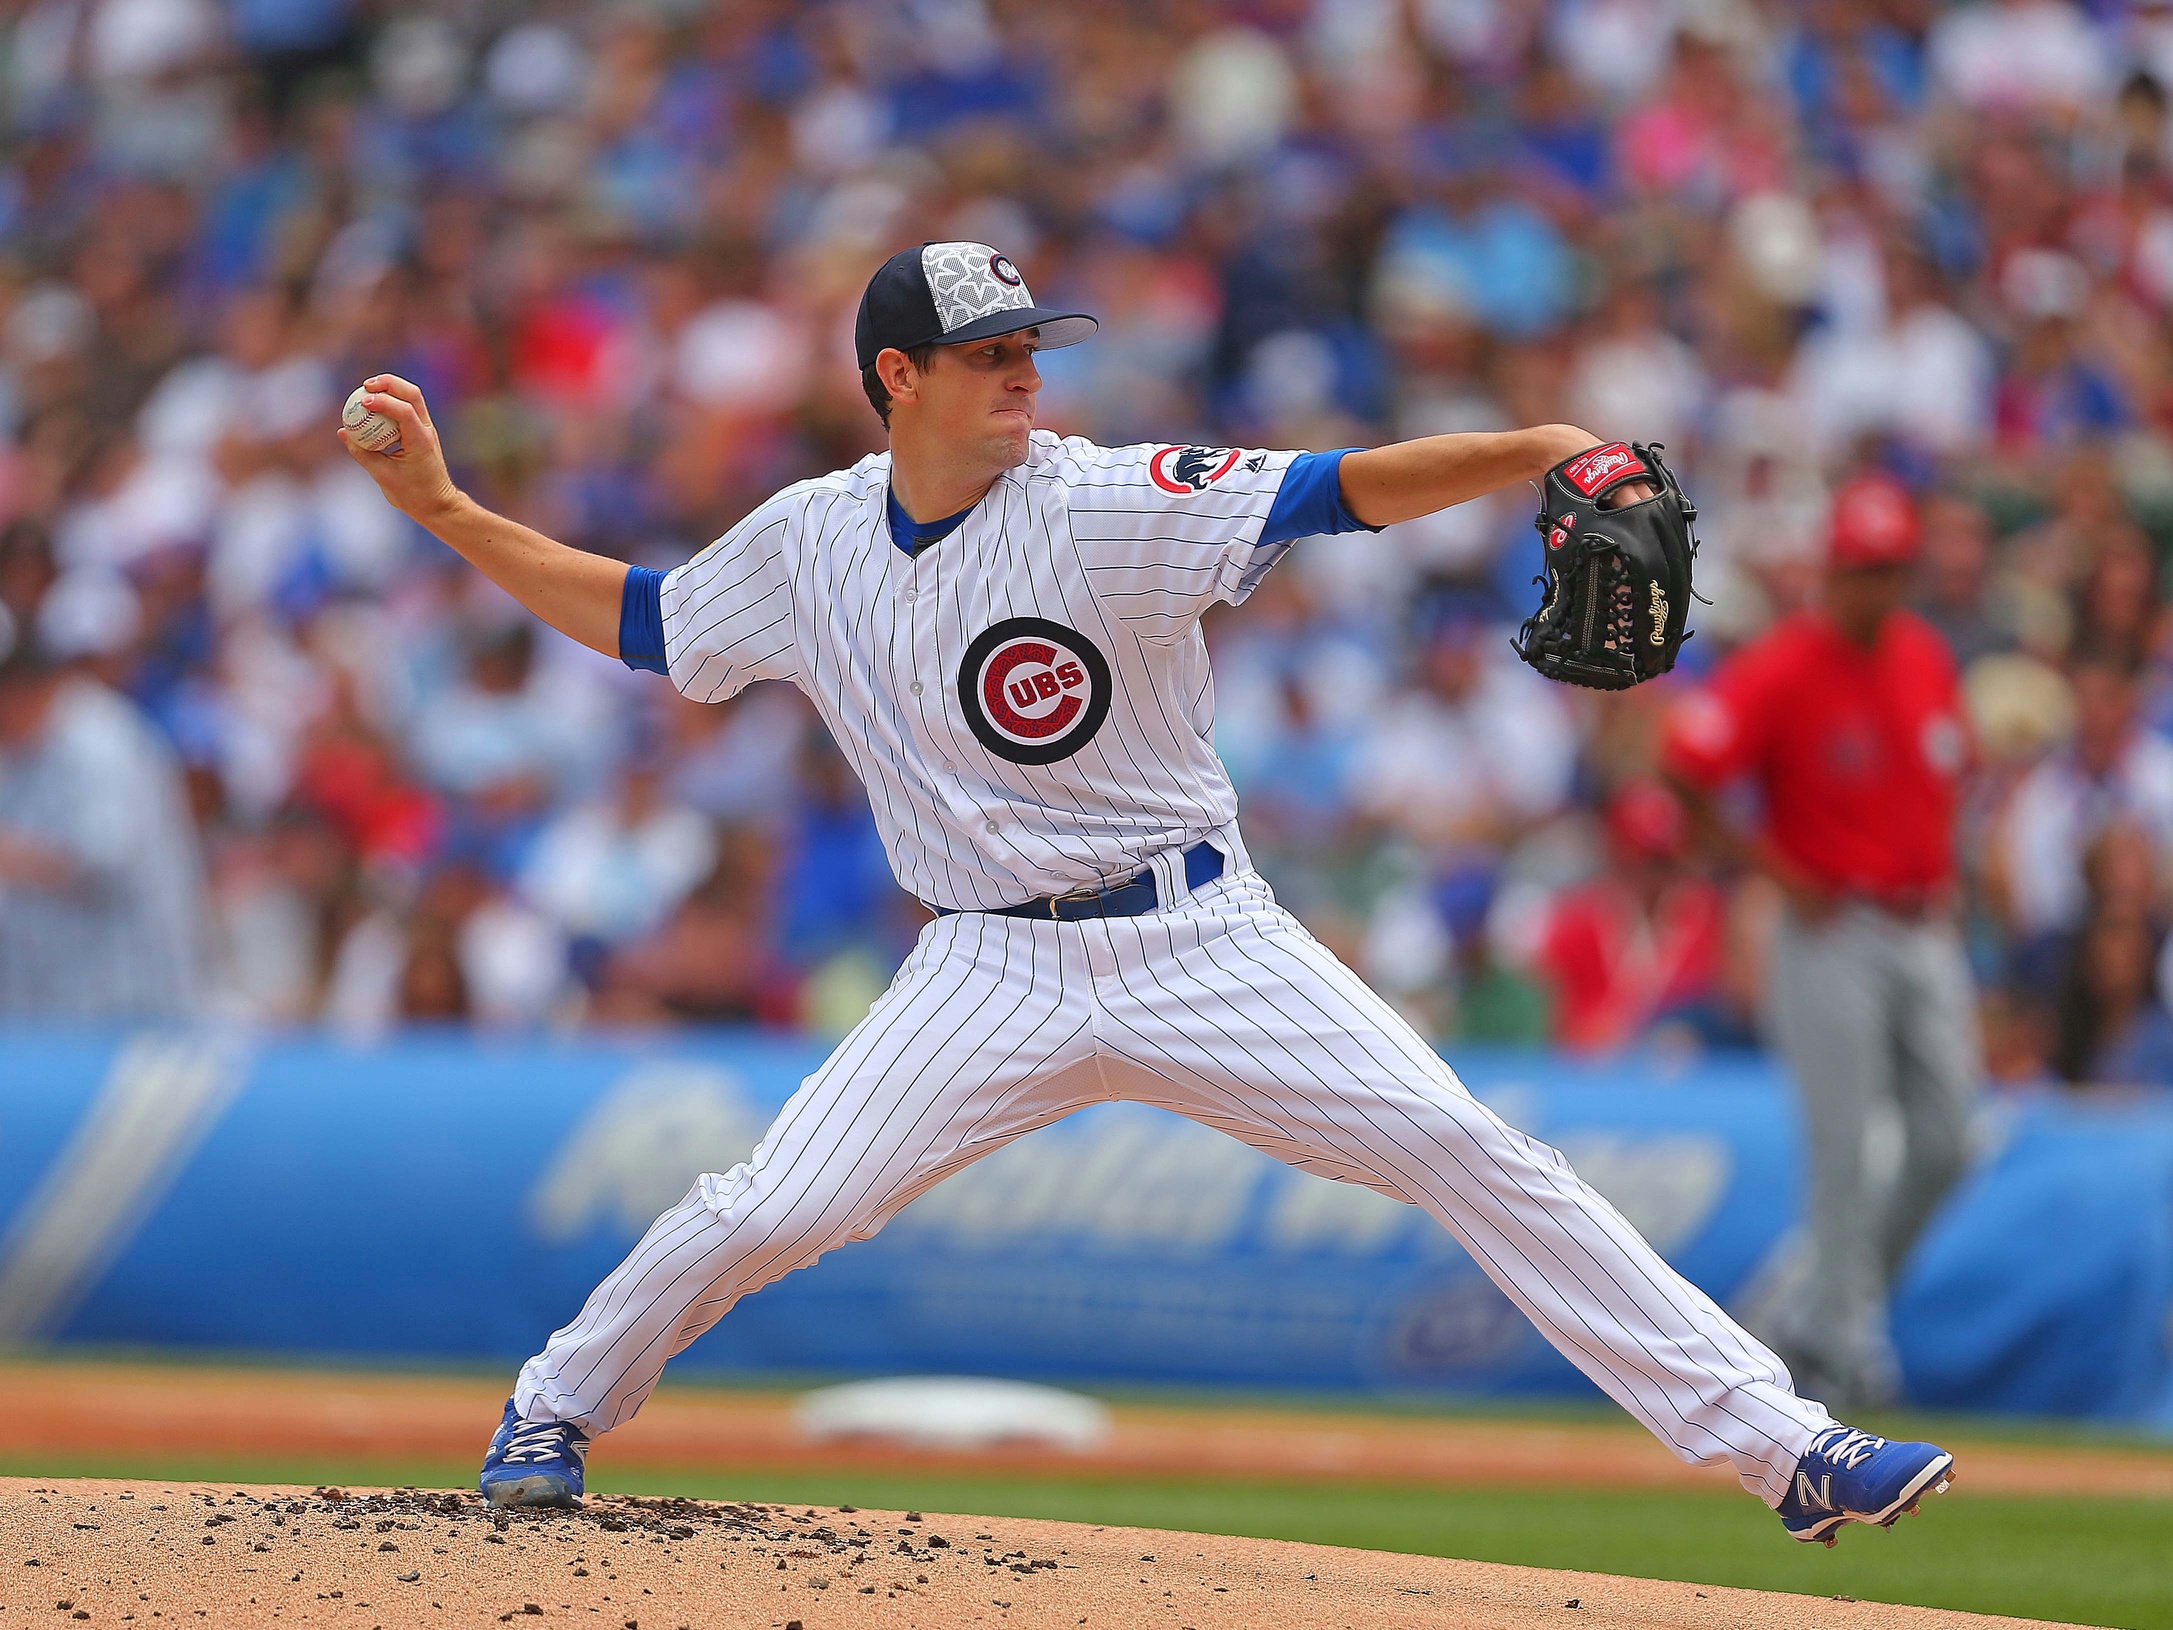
[1510, 440, 1699, 691]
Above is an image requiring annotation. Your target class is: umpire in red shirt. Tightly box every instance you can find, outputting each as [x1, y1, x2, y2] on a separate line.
[1663, 475, 1980, 1410]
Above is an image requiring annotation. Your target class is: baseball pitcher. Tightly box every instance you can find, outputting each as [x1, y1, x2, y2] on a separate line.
[342, 242, 1954, 1547]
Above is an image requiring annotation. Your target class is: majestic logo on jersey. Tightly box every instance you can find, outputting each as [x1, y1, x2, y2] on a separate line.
[1560, 441, 1645, 496]
[958, 617, 1113, 766]
[1149, 446, 1242, 494]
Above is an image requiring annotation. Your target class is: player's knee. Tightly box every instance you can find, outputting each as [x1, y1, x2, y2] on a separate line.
[693, 1162, 804, 1234]
[692, 1160, 872, 1247]
[690, 1162, 761, 1220]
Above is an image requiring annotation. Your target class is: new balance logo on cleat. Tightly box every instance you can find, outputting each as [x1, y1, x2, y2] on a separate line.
[1776, 1423, 1956, 1547]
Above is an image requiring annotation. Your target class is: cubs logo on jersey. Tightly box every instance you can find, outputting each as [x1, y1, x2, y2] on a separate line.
[958, 617, 1113, 765]
[1149, 446, 1243, 494]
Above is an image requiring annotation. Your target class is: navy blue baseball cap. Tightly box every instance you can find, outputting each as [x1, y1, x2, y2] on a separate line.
[854, 241, 1097, 371]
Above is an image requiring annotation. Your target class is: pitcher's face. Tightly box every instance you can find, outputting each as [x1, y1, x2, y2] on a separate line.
[902, 330, 1043, 468]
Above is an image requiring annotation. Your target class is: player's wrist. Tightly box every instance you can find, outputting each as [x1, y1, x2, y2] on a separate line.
[1527, 424, 1600, 474]
[408, 482, 472, 532]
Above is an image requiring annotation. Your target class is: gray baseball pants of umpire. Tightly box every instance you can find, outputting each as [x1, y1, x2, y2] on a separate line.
[1763, 902, 1980, 1406]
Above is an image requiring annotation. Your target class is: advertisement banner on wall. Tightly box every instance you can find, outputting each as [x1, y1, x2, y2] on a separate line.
[0, 1032, 2166, 1420]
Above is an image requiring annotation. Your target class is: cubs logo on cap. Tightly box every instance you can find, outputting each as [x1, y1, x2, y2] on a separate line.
[855, 242, 1099, 371]
[958, 617, 1112, 766]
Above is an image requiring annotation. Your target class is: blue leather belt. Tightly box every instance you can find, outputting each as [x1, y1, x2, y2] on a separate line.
[937, 840, 1225, 921]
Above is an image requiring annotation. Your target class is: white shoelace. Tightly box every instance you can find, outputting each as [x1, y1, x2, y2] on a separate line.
[499, 1420, 578, 1464]
[1808, 1426, 1886, 1469]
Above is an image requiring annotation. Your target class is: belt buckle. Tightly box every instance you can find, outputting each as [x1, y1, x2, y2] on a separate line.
[1048, 884, 1104, 919]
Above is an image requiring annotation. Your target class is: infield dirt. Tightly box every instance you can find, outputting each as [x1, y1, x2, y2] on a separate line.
[7, 1361, 2170, 1500]
[1, 1478, 2093, 1630]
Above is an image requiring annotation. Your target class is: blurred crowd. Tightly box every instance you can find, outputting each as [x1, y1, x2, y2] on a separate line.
[5, 0, 2173, 1084]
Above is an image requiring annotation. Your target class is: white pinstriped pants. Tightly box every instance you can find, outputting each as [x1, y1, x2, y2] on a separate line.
[516, 865, 1832, 1505]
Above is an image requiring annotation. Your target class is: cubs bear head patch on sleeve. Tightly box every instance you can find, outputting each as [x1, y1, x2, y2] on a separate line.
[1148, 446, 1242, 493]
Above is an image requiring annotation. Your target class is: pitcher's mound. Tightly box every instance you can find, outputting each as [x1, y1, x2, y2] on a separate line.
[1, 1477, 2075, 1629]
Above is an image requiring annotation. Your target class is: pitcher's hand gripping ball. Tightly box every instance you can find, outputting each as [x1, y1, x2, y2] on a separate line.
[342, 385, 401, 453]
[1512, 440, 1699, 691]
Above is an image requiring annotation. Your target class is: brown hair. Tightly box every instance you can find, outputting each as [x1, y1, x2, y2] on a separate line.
[861, 342, 940, 428]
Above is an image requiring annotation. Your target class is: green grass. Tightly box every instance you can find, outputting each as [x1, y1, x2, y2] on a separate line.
[8, 1452, 2168, 1628]
[29, 1347, 2173, 1455]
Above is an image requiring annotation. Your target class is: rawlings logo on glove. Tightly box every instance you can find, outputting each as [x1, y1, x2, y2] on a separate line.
[1559, 441, 1642, 495]
[1511, 441, 1700, 691]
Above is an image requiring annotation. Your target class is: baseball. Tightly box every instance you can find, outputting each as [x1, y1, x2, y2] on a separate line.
[341, 385, 401, 453]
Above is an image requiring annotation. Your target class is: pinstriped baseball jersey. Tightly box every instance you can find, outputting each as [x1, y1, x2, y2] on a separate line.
[509, 413, 1845, 1520]
[659, 431, 1301, 911]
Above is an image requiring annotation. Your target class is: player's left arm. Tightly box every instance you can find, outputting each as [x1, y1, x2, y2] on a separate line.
[1337, 425, 1646, 526]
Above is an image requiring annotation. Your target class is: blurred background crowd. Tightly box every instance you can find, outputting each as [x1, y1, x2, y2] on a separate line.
[4, 0, 2173, 1089]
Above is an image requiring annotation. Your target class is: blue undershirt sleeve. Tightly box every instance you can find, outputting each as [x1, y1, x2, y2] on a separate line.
[618, 565, 669, 675]
[1258, 448, 1382, 547]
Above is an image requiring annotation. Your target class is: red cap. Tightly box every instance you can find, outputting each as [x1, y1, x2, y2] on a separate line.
[1605, 779, 1688, 863]
[1827, 475, 1920, 569]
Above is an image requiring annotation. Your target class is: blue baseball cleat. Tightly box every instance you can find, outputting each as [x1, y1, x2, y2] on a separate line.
[1777, 1424, 1955, 1546]
[478, 1397, 589, 1509]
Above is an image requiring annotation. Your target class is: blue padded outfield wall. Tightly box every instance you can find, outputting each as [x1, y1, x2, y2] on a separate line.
[0, 1031, 2168, 1427]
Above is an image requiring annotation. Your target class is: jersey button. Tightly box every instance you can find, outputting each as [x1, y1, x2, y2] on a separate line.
[985, 820, 1000, 834]
[910, 681, 923, 695]
[904, 587, 918, 600]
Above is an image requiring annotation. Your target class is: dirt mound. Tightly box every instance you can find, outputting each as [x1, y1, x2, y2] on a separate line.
[1, 1478, 2087, 1630]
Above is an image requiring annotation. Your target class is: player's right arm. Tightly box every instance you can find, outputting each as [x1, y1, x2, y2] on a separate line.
[339, 374, 626, 659]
